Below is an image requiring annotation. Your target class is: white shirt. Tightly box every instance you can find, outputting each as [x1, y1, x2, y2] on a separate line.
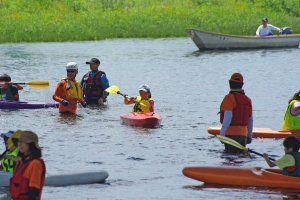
[256, 24, 280, 36]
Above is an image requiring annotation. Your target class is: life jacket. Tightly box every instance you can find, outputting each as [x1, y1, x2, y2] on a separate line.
[132, 96, 154, 112]
[283, 152, 300, 176]
[59, 78, 83, 100]
[1, 85, 19, 101]
[1, 148, 19, 172]
[282, 100, 300, 130]
[82, 71, 105, 97]
[220, 92, 252, 126]
[10, 158, 46, 200]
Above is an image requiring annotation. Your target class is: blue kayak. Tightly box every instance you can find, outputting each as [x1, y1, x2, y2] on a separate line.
[0, 100, 59, 109]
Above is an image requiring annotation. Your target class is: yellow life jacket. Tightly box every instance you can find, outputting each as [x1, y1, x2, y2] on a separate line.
[1, 148, 19, 172]
[282, 100, 300, 130]
[132, 96, 153, 112]
[61, 78, 83, 100]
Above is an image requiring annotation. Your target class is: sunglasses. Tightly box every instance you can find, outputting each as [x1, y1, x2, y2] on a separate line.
[67, 70, 76, 73]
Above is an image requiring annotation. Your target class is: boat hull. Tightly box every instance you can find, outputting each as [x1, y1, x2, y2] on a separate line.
[207, 126, 300, 138]
[120, 112, 162, 128]
[182, 166, 300, 189]
[186, 28, 300, 50]
[0, 170, 109, 187]
[0, 100, 59, 109]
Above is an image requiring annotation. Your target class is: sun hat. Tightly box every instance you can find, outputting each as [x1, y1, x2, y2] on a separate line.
[86, 58, 100, 64]
[262, 18, 268, 22]
[138, 84, 150, 92]
[230, 73, 243, 83]
[12, 131, 41, 150]
[66, 62, 78, 70]
[0, 130, 14, 139]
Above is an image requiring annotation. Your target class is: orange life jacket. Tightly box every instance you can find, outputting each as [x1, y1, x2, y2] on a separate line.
[10, 158, 46, 200]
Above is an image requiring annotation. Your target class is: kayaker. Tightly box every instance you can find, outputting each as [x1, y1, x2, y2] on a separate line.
[53, 62, 87, 114]
[219, 73, 253, 151]
[282, 91, 300, 130]
[81, 58, 110, 106]
[0, 130, 19, 172]
[255, 18, 280, 37]
[123, 84, 154, 112]
[0, 74, 23, 101]
[263, 136, 300, 176]
[10, 131, 46, 200]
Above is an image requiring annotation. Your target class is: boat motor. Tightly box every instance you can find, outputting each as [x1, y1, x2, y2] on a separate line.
[279, 27, 293, 35]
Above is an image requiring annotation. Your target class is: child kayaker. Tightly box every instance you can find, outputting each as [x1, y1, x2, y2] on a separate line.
[263, 136, 300, 176]
[0, 74, 23, 101]
[122, 84, 154, 112]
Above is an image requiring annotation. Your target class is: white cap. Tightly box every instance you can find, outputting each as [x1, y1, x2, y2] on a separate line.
[66, 62, 78, 70]
[138, 84, 150, 92]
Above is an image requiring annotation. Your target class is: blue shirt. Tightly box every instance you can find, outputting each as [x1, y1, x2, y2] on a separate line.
[80, 70, 110, 98]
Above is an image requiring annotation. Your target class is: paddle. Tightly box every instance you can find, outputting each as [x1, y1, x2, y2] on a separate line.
[105, 85, 151, 112]
[216, 135, 275, 161]
[0, 80, 49, 88]
[0, 130, 22, 160]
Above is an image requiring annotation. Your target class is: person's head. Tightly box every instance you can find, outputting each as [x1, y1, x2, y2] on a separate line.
[0, 74, 11, 89]
[13, 131, 42, 158]
[138, 84, 151, 100]
[1, 130, 14, 149]
[229, 73, 244, 89]
[66, 62, 78, 80]
[262, 18, 268, 27]
[288, 91, 300, 104]
[283, 136, 300, 152]
[86, 58, 100, 72]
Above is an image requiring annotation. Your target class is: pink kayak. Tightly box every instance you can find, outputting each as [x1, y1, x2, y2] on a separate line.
[120, 112, 162, 128]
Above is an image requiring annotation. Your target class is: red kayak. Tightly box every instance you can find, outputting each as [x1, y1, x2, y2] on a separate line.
[182, 166, 300, 189]
[120, 112, 162, 128]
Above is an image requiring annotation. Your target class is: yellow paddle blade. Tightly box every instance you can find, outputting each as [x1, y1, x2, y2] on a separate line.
[26, 80, 49, 88]
[105, 85, 120, 94]
[216, 135, 248, 151]
[7, 129, 22, 151]
[140, 100, 150, 112]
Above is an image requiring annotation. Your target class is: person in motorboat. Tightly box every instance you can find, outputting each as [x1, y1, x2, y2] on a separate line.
[255, 18, 280, 37]
[263, 136, 300, 176]
[53, 62, 86, 114]
[123, 84, 154, 112]
[0, 74, 23, 101]
[0, 130, 19, 172]
[81, 58, 110, 106]
[219, 73, 253, 151]
[10, 131, 46, 200]
[282, 91, 300, 130]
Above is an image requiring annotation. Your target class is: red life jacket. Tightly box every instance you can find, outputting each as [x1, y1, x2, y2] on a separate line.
[10, 158, 46, 200]
[220, 92, 252, 125]
[82, 71, 105, 97]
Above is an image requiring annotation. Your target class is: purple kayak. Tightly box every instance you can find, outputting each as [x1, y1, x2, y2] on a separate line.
[0, 100, 59, 109]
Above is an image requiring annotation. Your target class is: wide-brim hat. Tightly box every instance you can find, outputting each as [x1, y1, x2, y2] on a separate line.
[12, 131, 41, 150]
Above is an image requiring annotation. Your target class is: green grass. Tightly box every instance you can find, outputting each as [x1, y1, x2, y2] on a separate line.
[0, 0, 299, 43]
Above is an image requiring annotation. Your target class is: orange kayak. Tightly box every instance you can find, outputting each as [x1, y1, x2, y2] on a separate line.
[120, 112, 162, 128]
[182, 166, 300, 189]
[207, 126, 300, 138]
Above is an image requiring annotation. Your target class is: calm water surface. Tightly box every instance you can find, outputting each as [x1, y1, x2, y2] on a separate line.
[0, 38, 299, 200]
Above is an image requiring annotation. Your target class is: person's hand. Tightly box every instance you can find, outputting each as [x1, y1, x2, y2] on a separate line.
[123, 94, 128, 98]
[98, 98, 104, 106]
[246, 137, 252, 144]
[81, 101, 87, 108]
[62, 100, 69, 106]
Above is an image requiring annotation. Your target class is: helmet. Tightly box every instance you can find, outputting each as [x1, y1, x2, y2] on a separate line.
[66, 62, 78, 70]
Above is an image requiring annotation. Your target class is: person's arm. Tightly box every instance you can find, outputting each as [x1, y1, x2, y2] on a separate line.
[220, 110, 232, 136]
[100, 74, 109, 98]
[52, 82, 65, 103]
[9, 82, 23, 90]
[256, 26, 261, 36]
[246, 114, 253, 144]
[269, 24, 281, 32]
[263, 153, 276, 167]
[123, 94, 136, 105]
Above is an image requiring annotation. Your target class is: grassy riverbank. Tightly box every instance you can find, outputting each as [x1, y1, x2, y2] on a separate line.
[0, 0, 299, 43]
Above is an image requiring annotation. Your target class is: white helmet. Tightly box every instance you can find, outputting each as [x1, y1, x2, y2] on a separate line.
[66, 62, 78, 70]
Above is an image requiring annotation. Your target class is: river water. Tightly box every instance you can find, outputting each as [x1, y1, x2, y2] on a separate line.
[0, 38, 299, 199]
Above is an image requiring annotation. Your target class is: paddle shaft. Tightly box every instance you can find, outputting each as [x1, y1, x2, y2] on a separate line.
[248, 149, 275, 161]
